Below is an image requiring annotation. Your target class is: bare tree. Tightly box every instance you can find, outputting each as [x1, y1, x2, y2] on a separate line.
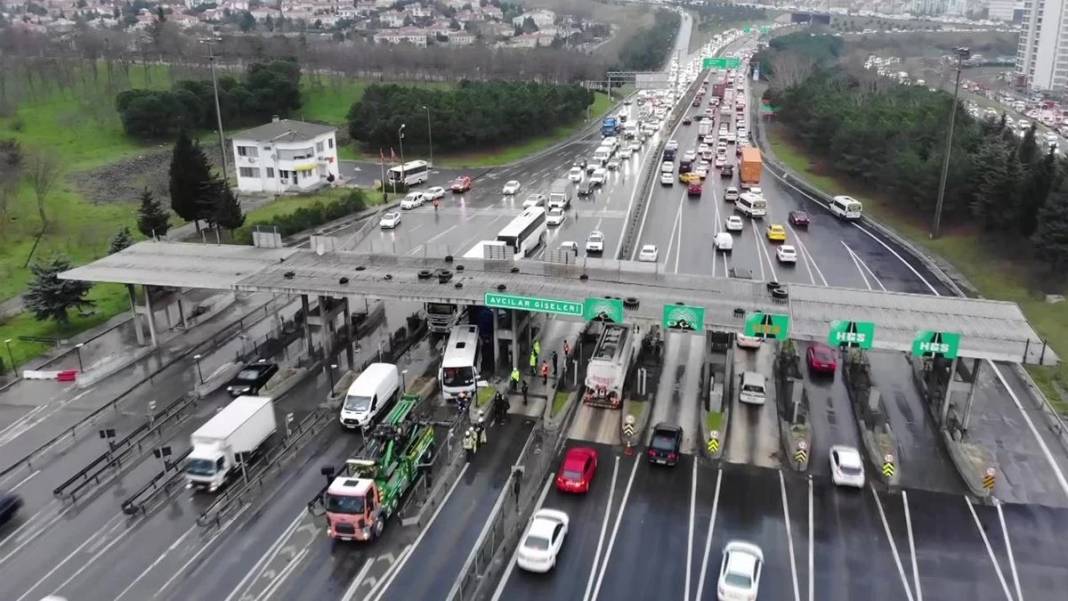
[25, 150, 62, 233]
[768, 53, 817, 92]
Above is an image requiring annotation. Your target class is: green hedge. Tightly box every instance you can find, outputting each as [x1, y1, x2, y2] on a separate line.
[235, 189, 368, 244]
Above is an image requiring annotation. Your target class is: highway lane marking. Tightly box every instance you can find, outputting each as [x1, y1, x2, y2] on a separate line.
[152, 503, 253, 599]
[0, 404, 49, 442]
[988, 360, 1068, 501]
[114, 526, 199, 601]
[851, 224, 939, 295]
[995, 499, 1025, 601]
[786, 225, 818, 286]
[778, 470, 802, 601]
[590, 453, 640, 601]
[7, 468, 39, 492]
[842, 241, 872, 290]
[220, 510, 306, 601]
[902, 490, 923, 601]
[684, 459, 697, 601]
[807, 475, 814, 601]
[694, 468, 723, 601]
[362, 461, 469, 601]
[0, 501, 71, 567]
[842, 241, 886, 291]
[581, 456, 621, 601]
[50, 512, 144, 599]
[490, 475, 554, 601]
[869, 483, 916, 601]
[341, 559, 373, 601]
[13, 514, 126, 601]
[748, 220, 767, 282]
[753, 221, 779, 282]
[965, 496, 1015, 601]
[259, 547, 309, 601]
[664, 196, 684, 273]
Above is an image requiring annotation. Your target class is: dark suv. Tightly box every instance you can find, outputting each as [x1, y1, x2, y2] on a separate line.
[226, 361, 279, 396]
[647, 423, 683, 466]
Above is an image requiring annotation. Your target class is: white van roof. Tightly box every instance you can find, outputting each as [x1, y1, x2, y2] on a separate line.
[742, 371, 766, 388]
[347, 363, 398, 396]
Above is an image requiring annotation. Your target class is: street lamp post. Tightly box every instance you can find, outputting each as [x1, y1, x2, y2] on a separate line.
[201, 40, 229, 184]
[193, 354, 204, 384]
[398, 123, 406, 169]
[931, 47, 970, 239]
[422, 106, 433, 168]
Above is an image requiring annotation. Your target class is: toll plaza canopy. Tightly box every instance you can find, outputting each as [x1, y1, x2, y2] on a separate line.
[61, 241, 1049, 365]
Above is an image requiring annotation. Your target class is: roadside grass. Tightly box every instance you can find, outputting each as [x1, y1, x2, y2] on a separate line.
[768, 124, 1068, 413]
[552, 390, 570, 416]
[477, 385, 497, 409]
[626, 400, 645, 419]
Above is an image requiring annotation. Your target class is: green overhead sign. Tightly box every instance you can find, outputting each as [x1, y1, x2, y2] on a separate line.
[484, 292, 582, 317]
[663, 303, 705, 332]
[583, 297, 625, 323]
[912, 330, 961, 360]
[743, 25, 752, 33]
[760, 25, 770, 33]
[744, 312, 790, 339]
[828, 320, 876, 349]
[703, 57, 741, 70]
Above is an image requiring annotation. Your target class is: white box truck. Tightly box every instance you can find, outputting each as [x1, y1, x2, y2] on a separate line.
[185, 396, 277, 492]
[548, 179, 572, 210]
[583, 323, 635, 409]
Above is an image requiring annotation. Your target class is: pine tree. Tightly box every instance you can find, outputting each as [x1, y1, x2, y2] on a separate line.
[169, 131, 215, 231]
[136, 187, 170, 238]
[970, 140, 1008, 229]
[22, 255, 94, 324]
[1033, 185, 1068, 272]
[1017, 149, 1058, 237]
[214, 182, 245, 231]
[108, 226, 134, 254]
[1018, 123, 1040, 165]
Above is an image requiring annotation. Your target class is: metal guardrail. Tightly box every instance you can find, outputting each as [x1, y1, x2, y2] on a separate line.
[52, 392, 199, 502]
[0, 297, 284, 481]
[120, 447, 192, 516]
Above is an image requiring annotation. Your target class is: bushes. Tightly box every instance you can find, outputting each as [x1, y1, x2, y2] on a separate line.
[618, 9, 681, 71]
[235, 189, 368, 244]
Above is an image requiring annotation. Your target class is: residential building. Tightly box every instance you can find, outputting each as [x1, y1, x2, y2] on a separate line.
[380, 10, 405, 27]
[1016, 0, 1068, 90]
[373, 27, 429, 45]
[988, 0, 1024, 20]
[232, 118, 340, 194]
[511, 8, 555, 28]
[447, 31, 476, 45]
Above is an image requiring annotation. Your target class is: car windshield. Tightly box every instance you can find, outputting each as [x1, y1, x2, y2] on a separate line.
[651, 433, 676, 451]
[724, 571, 752, 588]
[344, 394, 372, 412]
[590, 233, 603, 241]
[524, 535, 551, 551]
[325, 493, 366, 514]
[235, 369, 261, 382]
[185, 458, 217, 476]
[442, 366, 475, 388]
[562, 469, 583, 481]
[742, 384, 765, 394]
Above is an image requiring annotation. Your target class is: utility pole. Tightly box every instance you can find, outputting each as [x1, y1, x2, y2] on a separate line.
[204, 41, 229, 184]
[931, 47, 970, 239]
[422, 106, 433, 168]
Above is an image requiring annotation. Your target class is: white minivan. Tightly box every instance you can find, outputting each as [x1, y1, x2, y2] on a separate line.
[735, 192, 767, 218]
[339, 363, 400, 429]
[739, 371, 767, 405]
[829, 195, 863, 220]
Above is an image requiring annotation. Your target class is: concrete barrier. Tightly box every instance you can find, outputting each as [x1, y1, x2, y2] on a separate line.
[780, 419, 810, 472]
[942, 432, 996, 498]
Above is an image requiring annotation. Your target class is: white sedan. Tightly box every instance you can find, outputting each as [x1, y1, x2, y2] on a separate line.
[400, 192, 425, 210]
[379, 212, 401, 229]
[830, 445, 866, 488]
[638, 244, 659, 262]
[523, 194, 547, 209]
[517, 508, 569, 573]
[725, 215, 744, 232]
[714, 232, 733, 252]
[718, 541, 763, 601]
[660, 172, 674, 185]
[423, 186, 446, 200]
[590, 168, 608, 186]
[776, 245, 798, 264]
[569, 167, 583, 182]
[546, 208, 566, 226]
[502, 180, 522, 195]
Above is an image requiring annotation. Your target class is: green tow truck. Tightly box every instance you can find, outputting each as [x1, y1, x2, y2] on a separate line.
[318, 394, 435, 541]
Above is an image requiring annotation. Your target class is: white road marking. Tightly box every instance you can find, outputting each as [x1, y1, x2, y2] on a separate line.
[694, 468, 723, 601]
[843, 241, 872, 291]
[808, 475, 814, 601]
[260, 547, 309, 601]
[220, 510, 306, 601]
[778, 470, 802, 601]
[590, 455, 640, 601]
[750, 221, 767, 282]
[965, 496, 1015, 601]
[8, 469, 40, 493]
[870, 483, 917, 601]
[338, 561, 372, 601]
[995, 499, 1025, 601]
[664, 198, 684, 273]
[989, 360, 1068, 501]
[363, 545, 412, 601]
[582, 456, 621, 601]
[843, 241, 886, 291]
[785, 224, 816, 285]
[902, 490, 923, 601]
[851, 224, 939, 295]
[153, 504, 252, 599]
[115, 526, 199, 601]
[14, 515, 126, 601]
[684, 459, 698, 601]
[490, 475, 553, 601]
[0, 502, 64, 559]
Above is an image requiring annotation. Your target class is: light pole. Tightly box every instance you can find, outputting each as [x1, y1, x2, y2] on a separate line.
[422, 106, 433, 168]
[74, 343, 84, 372]
[201, 39, 229, 184]
[931, 47, 970, 239]
[398, 123, 406, 169]
[193, 354, 204, 384]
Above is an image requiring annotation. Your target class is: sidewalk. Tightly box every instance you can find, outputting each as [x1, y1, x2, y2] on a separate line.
[505, 317, 585, 420]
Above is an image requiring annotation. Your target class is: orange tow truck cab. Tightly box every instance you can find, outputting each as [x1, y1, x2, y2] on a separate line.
[325, 478, 383, 542]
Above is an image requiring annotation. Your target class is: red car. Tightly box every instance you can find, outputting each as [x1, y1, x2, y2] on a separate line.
[450, 176, 472, 193]
[687, 182, 703, 197]
[789, 210, 810, 227]
[555, 447, 598, 493]
[807, 343, 838, 375]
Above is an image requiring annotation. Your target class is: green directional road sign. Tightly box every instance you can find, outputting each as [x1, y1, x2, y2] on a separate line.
[583, 297, 624, 323]
[743, 26, 752, 33]
[484, 292, 582, 317]
[702, 57, 741, 70]
[744, 312, 790, 339]
[760, 25, 770, 33]
[911, 330, 961, 360]
[828, 320, 876, 349]
[662, 303, 706, 332]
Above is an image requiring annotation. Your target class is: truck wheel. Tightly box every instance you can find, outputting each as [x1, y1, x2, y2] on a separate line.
[373, 519, 384, 540]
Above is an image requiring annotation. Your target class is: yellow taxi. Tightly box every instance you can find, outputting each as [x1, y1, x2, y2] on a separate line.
[766, 224, 787, 243]
[679, 171, 701, 184]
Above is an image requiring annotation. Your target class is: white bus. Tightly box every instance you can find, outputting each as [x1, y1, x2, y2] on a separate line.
[497, 207, 547, 259]
[387, 160, 430, 187]
[829, 195, 863, 220]
[439, 325, 481, 402]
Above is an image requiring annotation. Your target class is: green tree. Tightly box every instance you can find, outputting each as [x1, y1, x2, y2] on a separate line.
[239, 10, 255, 31]
[136, 187, 171, 238]
[214, 182, 245, 231]
[1032, 185, 1068, 272]
[22, 255, 94, 325]
[108, 227, 134, 254]
[970, 140, 1008, 228]
[1018, 123, 1040, 165]
[169, 131, 215, 230]
[1017, 149, 1058, 236]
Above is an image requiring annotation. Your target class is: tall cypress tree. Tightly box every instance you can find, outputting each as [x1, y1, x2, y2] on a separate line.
[136, 187, 170, 238]
[168, 131, 215, 231]
[1033, 185, 1068, 273]
[214, 182, 245, 232]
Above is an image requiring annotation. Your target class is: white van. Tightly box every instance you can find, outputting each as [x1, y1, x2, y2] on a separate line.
[829, 195, 863, 220]
[661, 161, 675, 174]
[736, 192, 767, 218]
[739, 371, 767, 405]
[592, 147, 612, 165]
[339, 363, 400, 429]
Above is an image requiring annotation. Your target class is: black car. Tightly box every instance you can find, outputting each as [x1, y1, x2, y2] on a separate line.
[577, 180, 596, 197]
[682, 116, 693, 125]
[0, 492, 23, 526]
[647, 423, 683, 466]
[226, 361, 279, 396]
[720, 164, 734, 178]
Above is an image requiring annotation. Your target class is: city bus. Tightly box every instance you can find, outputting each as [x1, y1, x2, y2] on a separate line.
[439, 325, 481, 402]
[387, 160, 430, 187]
[497, 207, 547, 259]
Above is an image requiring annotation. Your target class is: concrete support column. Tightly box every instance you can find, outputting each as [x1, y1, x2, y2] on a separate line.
[343, 296, 354, 368]
[177, 295, 187, 329]
[940, 356, 959, 426]
[491, 307, 501, 371]
[143, 284, 158, 348]
[301, 294, 314, 357]
[127, 284, 145, 346]
[960, 357, 980, 431]
[511, 309, 519, 372]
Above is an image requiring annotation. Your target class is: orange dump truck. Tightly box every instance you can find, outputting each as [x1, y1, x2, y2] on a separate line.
[740, 147, 762, 189]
